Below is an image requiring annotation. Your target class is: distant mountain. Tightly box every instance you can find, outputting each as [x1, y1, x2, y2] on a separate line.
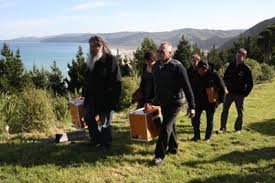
[4, 29, 244, 50]
[221, 16, 275, 49]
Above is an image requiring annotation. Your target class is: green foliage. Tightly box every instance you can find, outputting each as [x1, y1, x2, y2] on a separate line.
[174, 34, 192, 68]
[52, 95, 70, 124]
[0, 43, 27, 93]
[0, 93, 18, 134]
[8, 88, 56, 133]
[48, 61, 66, 96]
[117, 76, 139, 111]
[207, 45, 224, 71]
[245, 58, 262, 83]
[28, 65, 50, 89]
[133, 38, 157, 76]
[260, 63, 274, 81]
[257, 25, 275, 64]
[191, 44, 206, 60]
[66, 46, 87, 94]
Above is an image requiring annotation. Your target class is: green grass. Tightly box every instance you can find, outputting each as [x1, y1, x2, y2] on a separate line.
[1, 81, 275, 183]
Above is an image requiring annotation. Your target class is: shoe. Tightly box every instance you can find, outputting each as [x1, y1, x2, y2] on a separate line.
[216, 129, 226, 134]
[191, 137, 201, 142]
[204, 138, 211, 143]
[235, 130, 241, 134]
[151, 157, 163, 166]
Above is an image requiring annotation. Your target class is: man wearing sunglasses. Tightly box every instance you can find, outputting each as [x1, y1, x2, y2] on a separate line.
[151, 42, 195, 165]
[218, 48, 253, 134]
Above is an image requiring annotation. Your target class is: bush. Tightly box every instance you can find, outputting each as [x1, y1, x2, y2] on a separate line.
[245, 58, 262, 83]
[8, 88, 56, 133]
[52, 95, 70, 121]
[0, 93, 18, 134]
[260, 63, 274, 81]
[118, 76, 139, 111]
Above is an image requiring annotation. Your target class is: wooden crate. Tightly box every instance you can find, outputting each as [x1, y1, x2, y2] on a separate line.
[68, 98, 87, 129]
[129, 106, 162, 142]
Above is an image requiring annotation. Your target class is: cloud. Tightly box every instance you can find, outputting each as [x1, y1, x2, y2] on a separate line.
[72, 1, 108, 11]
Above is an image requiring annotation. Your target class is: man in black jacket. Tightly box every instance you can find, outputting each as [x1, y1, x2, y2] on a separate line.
[191, 60, 226, 142]
[151, 42, 195, 165]
[218, 48, 253, 134]
[82, 36, 122, 150]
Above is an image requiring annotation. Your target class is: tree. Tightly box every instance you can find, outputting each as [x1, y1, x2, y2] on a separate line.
[173, 34, 192, 68]
[0, 43, 26, 93]
[48, 61, 66, 95]
[191, 43, 206, 60]
[133, 37, 157, 75]
[207, 45, 225, 72]
[65, 46, 87, 94]
[29, 65, 49, 89]
[257, 25, 275, 64]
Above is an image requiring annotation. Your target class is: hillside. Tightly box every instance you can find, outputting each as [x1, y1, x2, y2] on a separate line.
[0, 79, 274, 182]
[5, 29, 244, 50]
[221, 16, 275, 49]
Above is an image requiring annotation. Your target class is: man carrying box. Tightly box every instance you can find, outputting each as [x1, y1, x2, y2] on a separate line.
[82, 36, 122, 150]
[151, 42, 195, 165]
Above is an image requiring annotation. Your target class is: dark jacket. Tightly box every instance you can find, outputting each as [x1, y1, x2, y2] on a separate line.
[187, 66, 198, 92]
[192, 71, 226, 109]
[223, 62, 253, 96]
[82, 53, 122, 112]
[139, 70, 155, 107]
[152, 59, 195, 109]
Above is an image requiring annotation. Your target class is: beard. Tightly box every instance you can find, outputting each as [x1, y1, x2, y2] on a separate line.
[87, 50, 104, 71]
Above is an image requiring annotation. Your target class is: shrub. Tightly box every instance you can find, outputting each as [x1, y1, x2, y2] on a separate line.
[8, 88, 56, 133]
[245, 58, 262, 83]
[260, 63, 274, 81]
[0, 93, 18, 134]
[118, 76, 139, 111]
[52, 95, 70, 121]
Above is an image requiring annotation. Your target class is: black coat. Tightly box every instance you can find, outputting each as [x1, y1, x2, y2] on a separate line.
[152, 59, 195, 109]
[223, 62, 253, 96]
[192, 71, 226, 110]
[82, 54, 122, 112]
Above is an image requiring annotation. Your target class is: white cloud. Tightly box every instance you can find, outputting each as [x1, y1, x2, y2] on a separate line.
[72, 1, 107, 11]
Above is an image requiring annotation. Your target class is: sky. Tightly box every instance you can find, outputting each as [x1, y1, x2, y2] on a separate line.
[0, 0, 274, 40]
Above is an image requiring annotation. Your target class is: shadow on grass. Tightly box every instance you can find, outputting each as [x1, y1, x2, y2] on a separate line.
[183, 146, 275, 167]
[184, 146, 275, 183]
[249, 119, 275, 136]
[188, 164, 275, 183]
[0, 126, 153, 167]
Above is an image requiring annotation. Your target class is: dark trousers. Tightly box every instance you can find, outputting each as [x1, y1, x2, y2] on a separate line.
[155, 105, 181, 159]
[84, 104, 113, 146]
[192, 107, 215, 139]
[220, 93, 244, 131]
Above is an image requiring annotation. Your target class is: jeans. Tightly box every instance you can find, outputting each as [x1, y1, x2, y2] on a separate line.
[220, 93, 244, 131]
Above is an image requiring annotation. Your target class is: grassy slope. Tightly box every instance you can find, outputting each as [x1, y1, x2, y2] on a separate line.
[0, 81, 275, 183]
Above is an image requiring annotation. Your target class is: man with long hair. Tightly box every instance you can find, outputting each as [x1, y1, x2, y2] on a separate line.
[82, 35, 122, 150]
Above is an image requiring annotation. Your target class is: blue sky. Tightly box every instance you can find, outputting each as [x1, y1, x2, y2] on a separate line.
[0, 0, 274, 39]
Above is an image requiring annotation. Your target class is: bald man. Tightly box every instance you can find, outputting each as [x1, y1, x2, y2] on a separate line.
[151, 42, 195, 165]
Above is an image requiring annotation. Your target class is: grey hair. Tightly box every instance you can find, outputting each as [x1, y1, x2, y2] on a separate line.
[89, 35, 111, 55]
[160, 42, 173, 53]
